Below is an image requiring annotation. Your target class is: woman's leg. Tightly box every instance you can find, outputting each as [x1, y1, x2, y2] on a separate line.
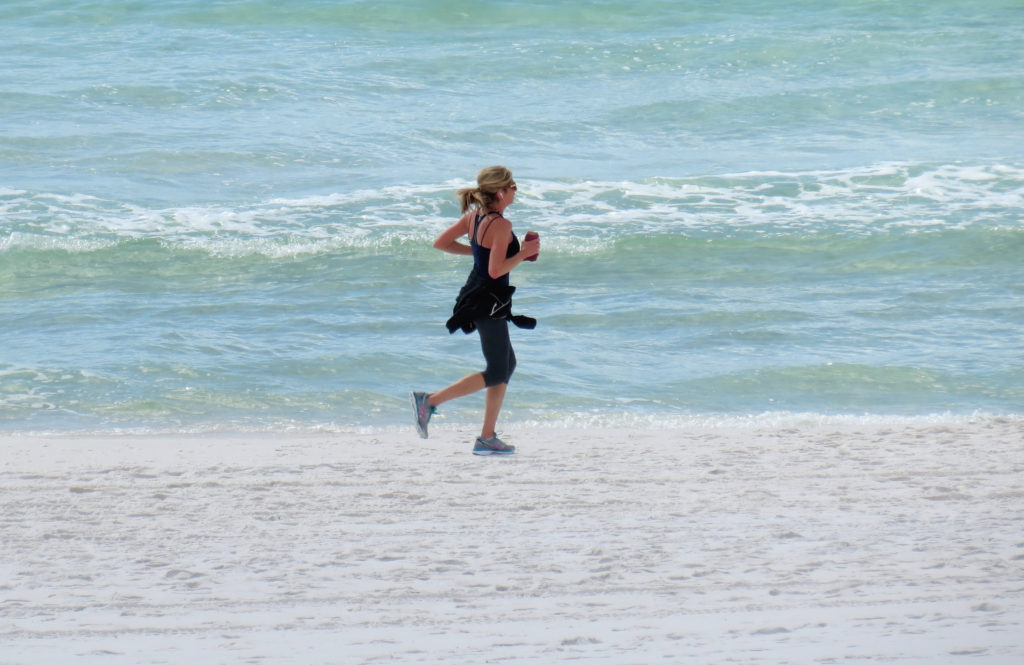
[421, 318, 515, 440]
[475, 318, 515, 438]
[481, 382, 507, 439]
[427, 372, 485, 407]
[432, 317, 514, 399]
[423, 373, 505, 439]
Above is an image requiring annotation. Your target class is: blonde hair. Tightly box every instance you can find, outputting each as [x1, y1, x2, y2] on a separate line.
[456, 165, 514, 213]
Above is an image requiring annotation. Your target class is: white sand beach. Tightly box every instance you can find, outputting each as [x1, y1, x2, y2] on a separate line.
[2, 419, 1022, 664]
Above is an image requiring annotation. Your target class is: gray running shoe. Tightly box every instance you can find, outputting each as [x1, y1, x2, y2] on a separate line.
[410, 392, 435, 439]
[472, 435, 516, 456]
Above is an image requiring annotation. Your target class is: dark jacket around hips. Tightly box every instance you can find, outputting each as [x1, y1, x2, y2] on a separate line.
[445, 269, 537, 335]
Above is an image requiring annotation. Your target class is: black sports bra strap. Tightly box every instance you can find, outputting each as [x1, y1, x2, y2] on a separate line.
[473, 211, 501, 245]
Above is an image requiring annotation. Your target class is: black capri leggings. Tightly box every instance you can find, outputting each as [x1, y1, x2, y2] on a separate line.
[476, 317, 517, 387]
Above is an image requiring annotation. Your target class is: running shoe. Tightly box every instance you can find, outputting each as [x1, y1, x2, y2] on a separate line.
[472, 435, 516, 456]
[410, 392, 436, 439]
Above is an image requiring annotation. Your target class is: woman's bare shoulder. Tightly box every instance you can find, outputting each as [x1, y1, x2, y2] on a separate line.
[481, 214, 511, 246]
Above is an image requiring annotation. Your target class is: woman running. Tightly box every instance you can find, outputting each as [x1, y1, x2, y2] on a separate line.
[411, 165, 541, 455]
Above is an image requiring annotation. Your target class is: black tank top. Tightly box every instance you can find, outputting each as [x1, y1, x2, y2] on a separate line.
[471, 211, 520, 286]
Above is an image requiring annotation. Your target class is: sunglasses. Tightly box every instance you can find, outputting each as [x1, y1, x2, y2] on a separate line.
[508, 182, 517, 191]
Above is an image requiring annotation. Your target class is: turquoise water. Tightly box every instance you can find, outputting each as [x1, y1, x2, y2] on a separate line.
[2, 1, 1022, 432]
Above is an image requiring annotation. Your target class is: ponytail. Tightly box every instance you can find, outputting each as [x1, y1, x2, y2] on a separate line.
[456, 186, 486, 213]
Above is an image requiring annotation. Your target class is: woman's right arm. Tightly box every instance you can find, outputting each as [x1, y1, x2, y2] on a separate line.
[433, 211, 474, 256]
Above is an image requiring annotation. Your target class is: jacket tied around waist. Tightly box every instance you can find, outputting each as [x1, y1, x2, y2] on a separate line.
[445, 270, 537, 335]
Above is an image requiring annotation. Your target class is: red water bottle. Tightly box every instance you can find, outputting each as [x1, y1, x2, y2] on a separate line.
[524, 231, 539, 261]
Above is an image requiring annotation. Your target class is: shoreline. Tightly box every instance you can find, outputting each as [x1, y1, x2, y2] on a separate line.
[2, 420, 1022, 663]
[3, 410, 1020, 440]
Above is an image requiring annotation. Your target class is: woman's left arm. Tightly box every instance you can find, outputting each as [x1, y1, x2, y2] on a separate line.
[486, 218, 532, 279]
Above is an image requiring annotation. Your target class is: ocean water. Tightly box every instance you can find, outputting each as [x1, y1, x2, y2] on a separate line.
[2, 0, 1022, 433]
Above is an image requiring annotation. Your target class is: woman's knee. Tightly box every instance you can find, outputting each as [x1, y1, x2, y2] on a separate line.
[478, 319, 515, 386]
[482, 361, 513, 387]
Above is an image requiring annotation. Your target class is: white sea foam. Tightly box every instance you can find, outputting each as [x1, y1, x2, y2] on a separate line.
[3, 162, 1021, 257]
[6, 411, 1019, 439]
